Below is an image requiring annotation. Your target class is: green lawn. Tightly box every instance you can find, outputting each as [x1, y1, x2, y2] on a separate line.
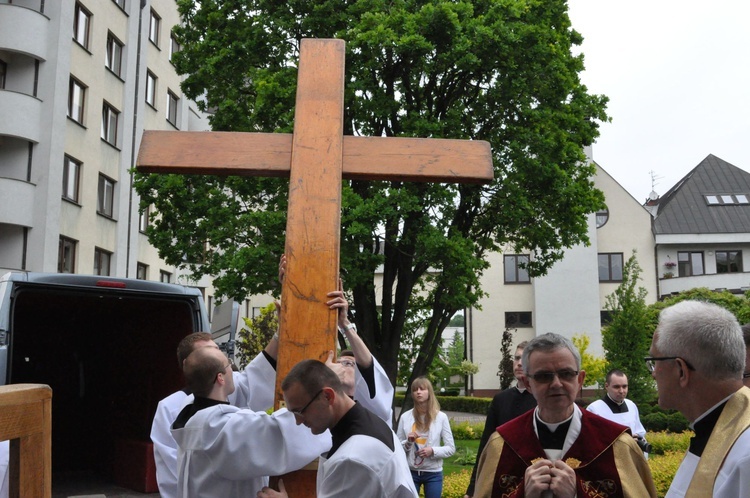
[444, 439, 479, 475]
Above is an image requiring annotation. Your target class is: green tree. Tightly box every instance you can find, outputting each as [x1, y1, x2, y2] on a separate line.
[572, 333, 606, 388]
[135, 0, 609, 388]
[602, 252, 654, 405]
[448, 314, 465, 327]
[497, 327, 515, 389]
[236, 303, 278, 368]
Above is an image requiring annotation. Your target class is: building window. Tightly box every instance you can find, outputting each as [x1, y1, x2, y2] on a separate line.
[68, 77, 86, 124]
[167, 90, 179, 126]
[136, 263, 148, 280]
[170, 32, 181, 62]
[101, 103, 119, 145]
[705, 194, 750, 205]
[73, 3, 92, 49]
[94, 247, 112, 276]
[677, 251, 704, 277]
[598, 253, 623, 282]
[63, 155, 82, 202]
[716, 250, 743, 274]
[58, 236, 77, 273]
[149, 9, 161, 46]
[600, 310, 614, 326]
[504, 254, 530, 284]
[160, 270, 172, 283]
[97, 174, 115, 217]
[139, 205, 149, 232]
[105, 32, 124, 77]
[596, 207, 609, 228]
[505, 312, 532, 328]
[146, 71, 157, 107]
[0, 59, 6, 89]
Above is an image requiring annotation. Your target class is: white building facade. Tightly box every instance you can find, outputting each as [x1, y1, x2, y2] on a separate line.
[0, 0, 275, 320]
[466, 158, 658, 396]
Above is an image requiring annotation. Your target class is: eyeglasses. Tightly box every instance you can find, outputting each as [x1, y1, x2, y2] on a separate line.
[338, 359, 356, 368]
[644, 356, 696, 372]
[218, 362, 232, 375]
[289, 389, 324, 417]
[743, 372, 750, 379]
[526, 369, 579, 384]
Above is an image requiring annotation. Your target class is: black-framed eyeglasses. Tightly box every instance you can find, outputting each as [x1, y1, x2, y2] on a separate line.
[526, 369, 579, 384]
[743, 372, 750, 379]
[289, 389, 324, 417]
[644, 356, 696, 372]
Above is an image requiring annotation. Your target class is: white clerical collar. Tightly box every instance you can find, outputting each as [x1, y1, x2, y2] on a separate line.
[533, 404, 583, 459]
[534, 406, 575, 432]
[690, 392, 735, 429]
[607, 393, 624, 406]
[515, 383, 527, 393]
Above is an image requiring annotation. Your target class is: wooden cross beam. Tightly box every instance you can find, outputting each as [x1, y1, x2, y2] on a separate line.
[138, 38, 492, 396]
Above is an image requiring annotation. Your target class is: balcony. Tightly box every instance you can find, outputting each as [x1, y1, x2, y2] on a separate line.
[0, 90, 42, 143]
[0, 177, 35, 227]
[0, 3, 49, 60]
[659, 271, 750, 297]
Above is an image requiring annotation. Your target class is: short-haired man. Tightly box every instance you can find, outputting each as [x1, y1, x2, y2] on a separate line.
[475, 333, 656, 498]
[741, 323, 750, 388]
[257, 359, 417, 498]
[464, 341, 537, 498]
[171, 347, 329, 497]
[151, 332, 278, 497]
[586, 369, 650, 457]
[649, 300, 750, 497]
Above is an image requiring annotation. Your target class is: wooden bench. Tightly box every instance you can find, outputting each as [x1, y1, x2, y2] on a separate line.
[0, 384, 52, 498]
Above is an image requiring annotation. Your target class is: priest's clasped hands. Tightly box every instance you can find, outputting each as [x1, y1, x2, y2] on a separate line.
[524, 458, 576, 498]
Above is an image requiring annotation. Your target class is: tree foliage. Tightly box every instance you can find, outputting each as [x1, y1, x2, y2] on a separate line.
[497, 327, 515, 389]
[236, 303, 278, 368]
[572, 334, 606, 388]
[134, 0, 609, 387]
[602, 252, 655, 405]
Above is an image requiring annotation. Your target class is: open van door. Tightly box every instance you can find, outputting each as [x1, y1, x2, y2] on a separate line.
[211, 299, 240, 364]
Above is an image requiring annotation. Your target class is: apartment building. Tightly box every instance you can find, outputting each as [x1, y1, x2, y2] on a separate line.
[466, 156, 658, 395]
[0, 0, 209, 287]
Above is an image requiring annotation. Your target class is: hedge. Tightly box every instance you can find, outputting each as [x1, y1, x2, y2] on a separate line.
[395, 394, 492, 414]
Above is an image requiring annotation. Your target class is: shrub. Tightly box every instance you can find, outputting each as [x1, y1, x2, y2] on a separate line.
[647, 430, 692, 455]
[451, 446, 477, 465]
[442, 469, 471, 498]
[450, 421, 483, 440]
[395, 394, 492, 414]
[643, 411, 669, 432]
[648, 451, 685, 497]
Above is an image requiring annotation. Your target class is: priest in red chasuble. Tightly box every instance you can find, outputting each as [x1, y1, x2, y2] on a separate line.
[475, 333, 656, 498]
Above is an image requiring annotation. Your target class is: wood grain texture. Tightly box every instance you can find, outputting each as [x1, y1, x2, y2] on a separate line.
[276, 39, 344, 407]
[0, 384, 52, 498]
[138, 132, 493, 184]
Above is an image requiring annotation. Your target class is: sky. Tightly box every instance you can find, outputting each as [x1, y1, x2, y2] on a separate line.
[566, 0, 750, 203]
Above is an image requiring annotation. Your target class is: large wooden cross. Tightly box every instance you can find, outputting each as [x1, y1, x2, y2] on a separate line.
[137, 38, 491, 494]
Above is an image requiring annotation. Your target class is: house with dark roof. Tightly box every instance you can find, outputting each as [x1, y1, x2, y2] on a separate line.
[650, 154, 750, 298]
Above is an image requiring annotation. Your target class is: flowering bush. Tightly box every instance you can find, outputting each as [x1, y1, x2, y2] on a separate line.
[648, 451, 684, 497]
[441, 469, 471, 498]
